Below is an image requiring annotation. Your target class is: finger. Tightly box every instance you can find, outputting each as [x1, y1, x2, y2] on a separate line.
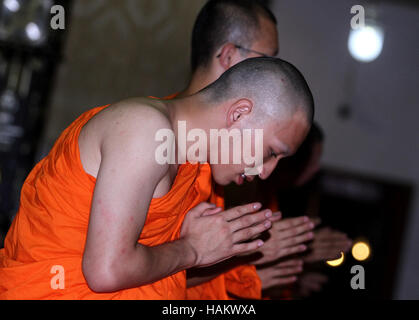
[280, 231, 314, 248]
[316, 232, 350, 242]
[315, 228, 349, 240]
[274, 216, 310, 231]
[303, 281, 323, 292]
[233, 238, 265, 255]
[190, 202, 216, 217]
[311, 240, 353, 251]
[304, 250, 342, 262]
[277, 259, 304, 268]
[230, 209, 272, 232]
[275, 266, 303, 277]
[223, 203, 262, 221]
[268, 211, 282, 223]
[277, 244, 307, 259]
[306, 273, 329, 283]
[279, 222, 315, 240]
[232, 220, 272, 243]
[201, 207, 223, 217]
[274, 276, 298, 286]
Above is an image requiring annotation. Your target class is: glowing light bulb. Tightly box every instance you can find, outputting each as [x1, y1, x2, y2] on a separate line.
[25, 22, 42, 42]
[4, 0, 20, 12]
[352, 241, 370, 261]
[348, 25, 384, 62]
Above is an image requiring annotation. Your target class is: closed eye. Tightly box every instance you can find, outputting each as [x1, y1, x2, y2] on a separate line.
[270, 150, 279, 159]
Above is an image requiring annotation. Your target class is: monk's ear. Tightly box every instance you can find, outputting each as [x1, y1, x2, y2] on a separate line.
[216, 43, 240, 70]
[226, 99, 254, 127]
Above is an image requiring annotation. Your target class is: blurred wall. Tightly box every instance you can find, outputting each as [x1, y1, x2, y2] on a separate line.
[41, 0, 206, 150]
[271, 0, 419, 299]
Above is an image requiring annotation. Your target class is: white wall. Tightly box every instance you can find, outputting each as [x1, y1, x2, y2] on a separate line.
[271, 0, 419, 299]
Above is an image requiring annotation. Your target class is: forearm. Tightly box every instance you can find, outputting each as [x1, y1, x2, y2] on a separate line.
[88, 238, 196, 293]
[186, 255, 255, 288]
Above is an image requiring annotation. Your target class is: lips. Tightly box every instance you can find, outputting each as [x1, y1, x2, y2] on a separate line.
[236, 174, 245, 185]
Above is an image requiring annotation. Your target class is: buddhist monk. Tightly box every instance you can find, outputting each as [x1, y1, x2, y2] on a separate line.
[0, 57, 314, 299]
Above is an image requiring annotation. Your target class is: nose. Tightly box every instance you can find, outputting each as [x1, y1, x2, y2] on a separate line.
[259, 157, 281, 180]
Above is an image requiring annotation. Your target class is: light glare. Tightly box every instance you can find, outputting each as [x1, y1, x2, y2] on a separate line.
[352, 241, 371, 261]
[326, 252, 345, 267]
[4, 0, 20, 12]
[348, 25, 384, 62]
[25, 22, 42, 42]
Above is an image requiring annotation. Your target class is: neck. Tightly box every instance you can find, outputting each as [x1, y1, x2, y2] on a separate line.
[165, 95, 221, 164]
[178, 66, 220, 98]
[167, 94, 212, 138]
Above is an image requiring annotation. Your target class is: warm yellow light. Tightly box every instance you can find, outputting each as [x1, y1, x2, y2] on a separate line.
[326, 252, 345, 267]
[352, 241, 370, 261]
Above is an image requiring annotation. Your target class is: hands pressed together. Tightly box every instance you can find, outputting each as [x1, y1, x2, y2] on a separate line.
[180, 202, 274, 268]
[180, 200, 353, 297]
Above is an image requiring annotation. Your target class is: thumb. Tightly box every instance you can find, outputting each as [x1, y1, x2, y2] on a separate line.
[189, 202, 216, 217]
[202, 207, 223, 217]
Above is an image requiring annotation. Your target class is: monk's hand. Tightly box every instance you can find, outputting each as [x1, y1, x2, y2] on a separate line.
[257, 259, 304, 290]
[302, 227, 352, 263]
[296, 272, 329, 297]
[180, 202, 273, 268]
[254, 216, 315, 266]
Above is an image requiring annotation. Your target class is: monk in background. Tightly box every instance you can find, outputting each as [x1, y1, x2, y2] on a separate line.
[0, 57, 314, 299]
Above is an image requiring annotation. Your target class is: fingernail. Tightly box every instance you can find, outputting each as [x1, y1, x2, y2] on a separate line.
[253, 203, 262, 210]
[265, 210, 272, 218]
[273, 211, 281, 217]
[265, 221, 272, 228]
[309, 222, 315, 228]
[258, 240, 264, 247]
[308, 232, 314, 238]
[303, 216, 309, 222]
[300, 245, 307, 251]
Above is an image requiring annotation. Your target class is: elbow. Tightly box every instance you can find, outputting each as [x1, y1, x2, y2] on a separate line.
[82, 258, 120, 293]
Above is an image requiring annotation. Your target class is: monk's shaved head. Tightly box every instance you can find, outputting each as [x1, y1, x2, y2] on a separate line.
[191, 0, 277, 71]
[200, 57, 314, 125]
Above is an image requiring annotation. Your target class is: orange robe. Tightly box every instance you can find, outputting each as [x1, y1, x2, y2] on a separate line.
[162, 94, 262, 300]
[0, 105, 217, 300]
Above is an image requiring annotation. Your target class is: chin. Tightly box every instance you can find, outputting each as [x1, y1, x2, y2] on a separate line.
[212, 175, 230, 186]
[210, 169, 231, 186]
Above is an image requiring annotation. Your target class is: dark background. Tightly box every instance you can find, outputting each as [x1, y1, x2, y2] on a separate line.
[0, 0, 418, 299]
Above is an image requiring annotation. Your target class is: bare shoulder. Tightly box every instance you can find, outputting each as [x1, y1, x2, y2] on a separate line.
[99, 97, 172, 135]
[79, 97, 172, 178]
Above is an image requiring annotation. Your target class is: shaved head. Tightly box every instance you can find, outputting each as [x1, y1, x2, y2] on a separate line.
[200, 57, 315, 125]
[191, 0, 277, 71]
